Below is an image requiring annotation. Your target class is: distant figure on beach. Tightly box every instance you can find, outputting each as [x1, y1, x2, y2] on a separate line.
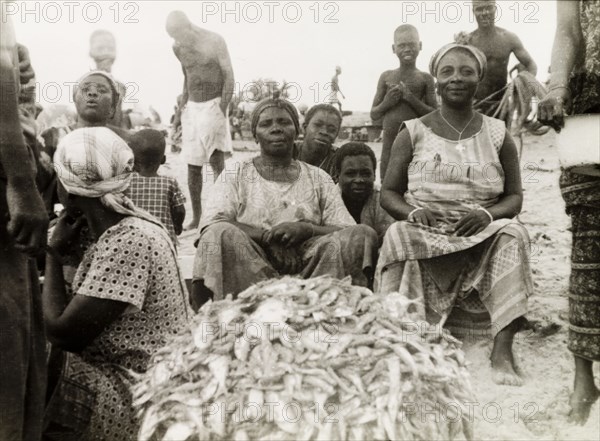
[166, 10, 234, 231]
[89, 29, 130, 129]
[467, 0, 537, 117]
[328, 65, 345, 112]
[370, 24, 437, 182]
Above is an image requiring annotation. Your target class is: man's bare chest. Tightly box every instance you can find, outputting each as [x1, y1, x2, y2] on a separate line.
[177, 46, 217, 68]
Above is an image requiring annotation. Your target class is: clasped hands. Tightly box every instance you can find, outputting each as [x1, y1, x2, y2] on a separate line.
[260, 222, 313, 275]
[383, 81, 412, 106]
[408, 207, 492, 237]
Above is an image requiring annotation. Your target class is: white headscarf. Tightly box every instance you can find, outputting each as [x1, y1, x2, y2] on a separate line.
[53, 127, 157, 225]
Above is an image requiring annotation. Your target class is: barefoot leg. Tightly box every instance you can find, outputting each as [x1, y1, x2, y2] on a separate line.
[185, 164, 203, 231]
[568, 355, 600, 425]
[491, 317, 524, 386]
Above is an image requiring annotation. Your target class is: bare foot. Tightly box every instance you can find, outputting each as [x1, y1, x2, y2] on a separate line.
[568, 381, 600, 425]
[491, 318, 524, 386]
[184, 220, 199, 231]
[491, 352, 523, 386]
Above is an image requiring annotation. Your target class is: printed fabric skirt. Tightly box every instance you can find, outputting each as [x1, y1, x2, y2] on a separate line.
[561, 170, 600, 361]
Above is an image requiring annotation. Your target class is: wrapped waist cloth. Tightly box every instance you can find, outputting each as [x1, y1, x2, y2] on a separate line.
[181, 97, 233, 167]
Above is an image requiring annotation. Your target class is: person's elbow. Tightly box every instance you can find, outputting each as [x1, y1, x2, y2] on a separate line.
[508, 193, 523, 217]
[526, 60, 538, 76]
[45, 323, 89, 353]
[370, 107, 382, 121]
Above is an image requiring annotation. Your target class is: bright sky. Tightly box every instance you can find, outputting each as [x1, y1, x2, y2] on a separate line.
[9, 0, 557, 122]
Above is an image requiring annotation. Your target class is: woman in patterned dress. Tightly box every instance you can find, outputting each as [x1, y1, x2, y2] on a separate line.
[376, 43, 533, 386]
[43, 127, 190, 440]
[192, 98, 378, 307]
[539, 0, 600, 425]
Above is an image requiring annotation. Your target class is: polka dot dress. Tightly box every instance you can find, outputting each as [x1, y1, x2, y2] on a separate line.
[67, 217, 190, 440]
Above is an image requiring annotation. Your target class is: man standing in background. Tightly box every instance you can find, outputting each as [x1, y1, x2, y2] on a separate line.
[166, 10, 235, 231]
[467, 0, 537, 118]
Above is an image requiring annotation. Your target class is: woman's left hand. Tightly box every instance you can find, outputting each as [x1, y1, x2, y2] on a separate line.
[447, 210, 491, 237]
[265, 222, 312, 247]
[48, 211, 86, 255]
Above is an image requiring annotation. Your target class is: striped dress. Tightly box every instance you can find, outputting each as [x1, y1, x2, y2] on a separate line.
[375, 116, 533, 338]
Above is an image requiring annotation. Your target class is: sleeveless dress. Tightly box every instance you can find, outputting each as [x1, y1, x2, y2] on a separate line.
[375, 115, 533, 338]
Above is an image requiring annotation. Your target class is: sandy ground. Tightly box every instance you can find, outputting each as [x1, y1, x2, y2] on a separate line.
[164, 131, 599, 440]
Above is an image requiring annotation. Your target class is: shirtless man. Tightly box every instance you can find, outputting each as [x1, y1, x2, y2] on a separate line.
[468, 0, 537, 117]
[166, 11, 234, 230]
[1, 10, 49, 440]
[371, 24, 437, 182]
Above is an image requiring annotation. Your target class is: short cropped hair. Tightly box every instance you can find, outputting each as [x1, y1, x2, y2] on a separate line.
[129, 129, 166, 166]
[304, 104, 342, 128]
[335, 142, 377, 172]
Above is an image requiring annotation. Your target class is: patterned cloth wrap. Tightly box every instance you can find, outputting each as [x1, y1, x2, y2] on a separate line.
[561, 0, 600, 361]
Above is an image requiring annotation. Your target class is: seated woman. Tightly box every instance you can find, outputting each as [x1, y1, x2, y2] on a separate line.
[376, 43, 533, 386]
[192, 98, 378, 307]
[43, 127, 191, 440]
[336, 142, 394, 244]
[294, 103, 343, 180]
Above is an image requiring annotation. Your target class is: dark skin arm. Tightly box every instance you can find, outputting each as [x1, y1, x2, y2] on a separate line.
[400, 74, 438, 116]
[217, 38, 235, 116]
[538, 0, 580, 131]
[371, 73, 398, 121]
[381, 128, 437, 224]
[1, 38, 48, 255]
[172, 205, 185, 236]
[173, 46, 188, 123]
[43, 213, 128, 352]
[510, 33, 537, 77]
[371, 73, 437, 121]
[382, 128, 523, 236]
[450, 131, 523, 236]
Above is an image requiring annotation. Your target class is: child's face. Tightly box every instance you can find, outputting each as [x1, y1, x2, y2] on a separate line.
[392, 32, 421, 64]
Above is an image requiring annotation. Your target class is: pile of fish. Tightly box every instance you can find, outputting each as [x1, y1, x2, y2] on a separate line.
[133, 276, 474, 440]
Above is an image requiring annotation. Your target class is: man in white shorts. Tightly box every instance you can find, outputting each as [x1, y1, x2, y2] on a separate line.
[167, 11, 234, 230]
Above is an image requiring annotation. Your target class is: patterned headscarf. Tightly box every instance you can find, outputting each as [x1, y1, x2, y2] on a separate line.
[54, 127, 157, 225]
[429, 43, 487, 80]
[250, 98, 300, 138]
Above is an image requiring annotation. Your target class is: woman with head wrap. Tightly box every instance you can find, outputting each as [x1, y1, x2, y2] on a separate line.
[191, 98, 378, 309]
[42, 127, 190, 440]
[377, 43, 533, 386]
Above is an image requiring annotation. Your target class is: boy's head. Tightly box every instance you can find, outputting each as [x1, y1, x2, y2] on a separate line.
[472, 0, 497, 29]
[336, 142, 377, 202]
[302, 104, 343, 150]
[392, 25, 421, 65]
[129, 129, 166, 172]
